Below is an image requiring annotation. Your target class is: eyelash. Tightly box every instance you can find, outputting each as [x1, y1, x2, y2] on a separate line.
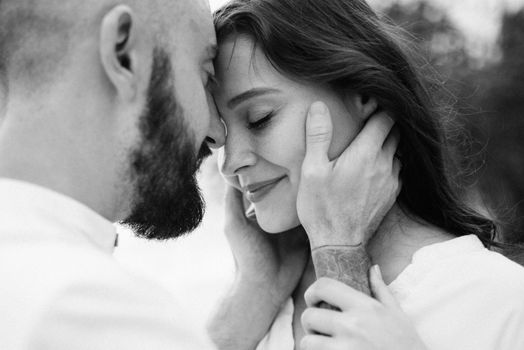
[247, 111, 275, 130]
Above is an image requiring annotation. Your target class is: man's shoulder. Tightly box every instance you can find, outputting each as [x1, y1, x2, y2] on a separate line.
[0, 234, 173, 303]
[0, 235, 216, 350]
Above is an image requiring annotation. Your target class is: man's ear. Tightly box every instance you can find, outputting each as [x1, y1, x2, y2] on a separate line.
[99, 5, 145, 101]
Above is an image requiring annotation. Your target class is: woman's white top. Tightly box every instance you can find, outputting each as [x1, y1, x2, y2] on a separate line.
[257, 235, 524, 350]
[0, 179, 214, 350]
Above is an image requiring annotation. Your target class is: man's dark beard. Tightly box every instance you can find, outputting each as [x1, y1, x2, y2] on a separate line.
[121, 47, 212, 240]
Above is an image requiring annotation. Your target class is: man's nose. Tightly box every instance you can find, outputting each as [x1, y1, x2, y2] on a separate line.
[206, 97, 226, 149]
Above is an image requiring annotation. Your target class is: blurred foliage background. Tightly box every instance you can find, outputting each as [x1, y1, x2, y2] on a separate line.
[378, 2, 524, 259]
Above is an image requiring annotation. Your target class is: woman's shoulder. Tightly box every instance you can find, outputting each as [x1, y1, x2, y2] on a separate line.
[461, 244, 524, 292]
[446, 236, 524, 282]
[390, 235, 524, 350]
[390, 235, 524, 301]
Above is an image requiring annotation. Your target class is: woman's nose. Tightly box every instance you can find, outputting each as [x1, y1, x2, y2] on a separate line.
[219, 127, 257, 177]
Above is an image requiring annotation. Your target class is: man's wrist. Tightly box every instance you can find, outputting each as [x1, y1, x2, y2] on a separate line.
[305, 225, 367, 249]
[311, 243, 363, 251]
[311, 244, 371, 295]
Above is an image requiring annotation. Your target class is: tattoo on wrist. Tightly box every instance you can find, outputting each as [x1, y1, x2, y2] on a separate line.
[312, 245, 371, 296]
[311, 243, 363, 251]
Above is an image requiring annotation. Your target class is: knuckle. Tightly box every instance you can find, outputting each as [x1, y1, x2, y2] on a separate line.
[363, 300, 383, 315]
[301, 166, 317, 181]
[316, 277, 331, 288]
[333, 316, 356, 338]
[304, 286, 315, 304]
[344, 315, 360, 331]
[307, 128, 330, 143]
[301, 164, 328, 182]
[305, 279, 327, 303]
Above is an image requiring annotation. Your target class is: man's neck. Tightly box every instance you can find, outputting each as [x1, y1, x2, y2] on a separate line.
[0, 109, 121, 223]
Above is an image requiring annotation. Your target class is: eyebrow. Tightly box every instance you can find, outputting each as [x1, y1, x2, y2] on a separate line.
[227, 88, 281, 109]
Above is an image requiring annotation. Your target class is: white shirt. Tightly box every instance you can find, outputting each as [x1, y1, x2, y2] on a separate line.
[257, 235, 524, 350]
[0, 179, 215, 350]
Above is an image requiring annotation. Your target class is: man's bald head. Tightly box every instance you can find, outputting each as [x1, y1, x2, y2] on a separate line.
[0, 0, 222, 230]
[0, 0, 206, 94]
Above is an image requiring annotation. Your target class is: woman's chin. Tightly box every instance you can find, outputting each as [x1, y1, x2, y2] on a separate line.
[257, 215, 301, 234]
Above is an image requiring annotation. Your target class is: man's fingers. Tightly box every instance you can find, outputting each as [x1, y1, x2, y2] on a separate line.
[301, 307, 339, 336]
[383, 126, 400, 157]
[352, 112, 395, 153]
[396, 178, 403, 197]
[369, 265, 401, 309]
[393, 156, 402, 178]
[304, 278, 369, 311]
[304, 101, 333, 165]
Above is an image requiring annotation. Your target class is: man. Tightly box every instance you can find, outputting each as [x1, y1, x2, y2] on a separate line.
[0, 0, 408, 349]
[0, 1, 224, 348]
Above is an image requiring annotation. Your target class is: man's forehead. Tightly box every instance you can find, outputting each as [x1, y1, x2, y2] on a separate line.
[166, 0, 216, 54]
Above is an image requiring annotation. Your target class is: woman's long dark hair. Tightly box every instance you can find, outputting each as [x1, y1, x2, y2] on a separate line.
[214, 0, 498, 245]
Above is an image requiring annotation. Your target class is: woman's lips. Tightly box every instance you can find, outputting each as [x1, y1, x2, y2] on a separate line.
[244, 176, 286, 203]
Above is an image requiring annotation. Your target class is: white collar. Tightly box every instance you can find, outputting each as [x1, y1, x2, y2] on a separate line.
[0, 178, 117, 254]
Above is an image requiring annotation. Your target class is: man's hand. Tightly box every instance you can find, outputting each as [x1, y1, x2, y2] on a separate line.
[296, 100, 400, 296]
[297, 101, 401, 249]
[300, 267, 427, 350]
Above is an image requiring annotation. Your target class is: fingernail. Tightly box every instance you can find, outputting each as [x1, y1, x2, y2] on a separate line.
[373, 265, 382, 279]
[310, 101, 328, 116]
[387, 115, 395, 124]
[245, 203, 256, 220]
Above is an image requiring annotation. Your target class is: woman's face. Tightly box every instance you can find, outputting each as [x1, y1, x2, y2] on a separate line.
[215, 35, 365, 233]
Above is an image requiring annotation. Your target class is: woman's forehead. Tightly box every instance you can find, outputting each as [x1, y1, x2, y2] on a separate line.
[217, 35, 274, 77]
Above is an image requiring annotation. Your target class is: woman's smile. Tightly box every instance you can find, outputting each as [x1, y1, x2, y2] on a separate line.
[243, 175, 287, 203]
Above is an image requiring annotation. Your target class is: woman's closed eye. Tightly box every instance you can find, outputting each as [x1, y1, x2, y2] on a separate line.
[247, 111, 275, 131]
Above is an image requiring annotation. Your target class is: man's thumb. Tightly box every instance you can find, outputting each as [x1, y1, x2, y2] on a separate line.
[305, 101, 332, 163]
[370, 265, 400, 309]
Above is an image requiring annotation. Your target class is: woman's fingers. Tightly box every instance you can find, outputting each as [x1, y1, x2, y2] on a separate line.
[301, 307, 340, 336]
[369, 265, 401, 310]
[304, 278, 370, 311]
[300, 334, 338, 350]
[224, 185, 248, 225]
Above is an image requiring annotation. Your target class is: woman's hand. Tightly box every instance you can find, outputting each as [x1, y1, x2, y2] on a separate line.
[224, 185, 310, 301]
[207, 185, 309, 350]
[300, 266, 427, 350]
[297, 101, 401, 249]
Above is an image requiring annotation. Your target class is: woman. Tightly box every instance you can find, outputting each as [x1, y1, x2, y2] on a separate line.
[209, 0, 524, 349]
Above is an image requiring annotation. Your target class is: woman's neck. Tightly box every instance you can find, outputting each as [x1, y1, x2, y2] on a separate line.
[296, 204, 455, 293]
[366, 204, 455, 284]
